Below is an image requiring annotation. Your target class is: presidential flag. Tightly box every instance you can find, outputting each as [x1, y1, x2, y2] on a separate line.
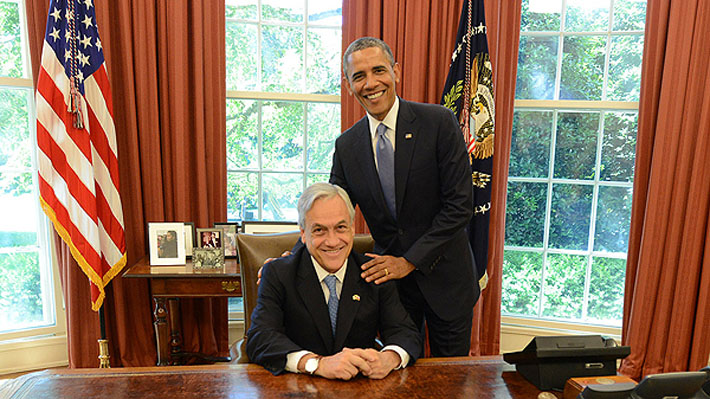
[36, 0, 127, 310]
[441, 0, 495, 290]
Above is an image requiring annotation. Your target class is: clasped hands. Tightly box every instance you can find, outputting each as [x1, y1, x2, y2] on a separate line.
[301, 348, 401, 380]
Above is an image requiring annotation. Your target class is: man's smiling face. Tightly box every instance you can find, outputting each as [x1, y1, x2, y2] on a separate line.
[344, 46, 400, 121]
[300, 195, 354, 273]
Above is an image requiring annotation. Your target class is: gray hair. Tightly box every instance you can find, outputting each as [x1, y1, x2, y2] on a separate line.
[342, 37, 395, 77]
[297, 183, 355, 229]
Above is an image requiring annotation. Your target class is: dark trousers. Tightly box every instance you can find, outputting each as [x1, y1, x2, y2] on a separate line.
[397, 275, 474, 357]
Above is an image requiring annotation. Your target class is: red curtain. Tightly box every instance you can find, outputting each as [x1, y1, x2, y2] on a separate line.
[26, 1, 227, 367]
[620, 0, 710, 378]
[342, 0, 521, 356]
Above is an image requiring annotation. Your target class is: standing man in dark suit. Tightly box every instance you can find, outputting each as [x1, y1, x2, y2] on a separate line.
[331, 37, 479, 357]
[247, 182, 421, 379]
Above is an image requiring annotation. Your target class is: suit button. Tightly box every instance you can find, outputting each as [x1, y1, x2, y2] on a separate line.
[398, 229, 404, 235]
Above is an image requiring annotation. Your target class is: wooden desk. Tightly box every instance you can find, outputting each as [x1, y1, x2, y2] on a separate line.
[0, 357, 561, 399]
[122, 256, 241, 366]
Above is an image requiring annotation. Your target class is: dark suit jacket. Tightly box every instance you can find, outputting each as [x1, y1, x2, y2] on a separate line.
[330, 98, 480, 321]
[246, 246, 421, 375]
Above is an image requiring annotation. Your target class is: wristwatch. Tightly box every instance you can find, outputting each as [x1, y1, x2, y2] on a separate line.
[304, 357, 320, 374]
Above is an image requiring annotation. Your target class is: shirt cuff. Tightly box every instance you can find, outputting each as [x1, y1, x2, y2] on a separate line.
[381, 345, 409, 369]
[285, 350, 312, 373]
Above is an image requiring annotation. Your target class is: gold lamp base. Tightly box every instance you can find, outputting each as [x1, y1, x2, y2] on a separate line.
[98, 339, 110, 368]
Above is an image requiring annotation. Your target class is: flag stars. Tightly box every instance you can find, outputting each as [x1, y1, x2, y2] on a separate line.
[65, 29, 72, 42]
[82, 14, 93, 29]
[80, 34, 93, 49]
[49, 27, 61, 42]
[95, 38, 102, 52]
[50, 7, 62, 22]
[77, 52, 90, 67]
[65, 9, 74, 21]
[83, 0, 93, 9]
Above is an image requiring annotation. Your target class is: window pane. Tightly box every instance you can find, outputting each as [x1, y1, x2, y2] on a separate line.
[226, 22, 257, 91]
[505, 181, 547, 247]
[227, 172, 259, 221]
[554, 111, 599, 180]
[502, 250, 542, 316]
[600, 112, 637, 182]
[0, 88, 31, 170]
[613, 0, 647, 31]
[262, 0, 304, 22]
[521, 0, 561, 32]
[564, 0, 610, 32]
[588, 256, 625, 324]
[226, 0, 257, 20]
[0, 1, 23, 78]
[262, 173, 302, 221]
[542, 253, 586, 319]
[307, 173, 329, 186]
[262, 101, 304, 170]
[262, 25, 304, 92]
[607, 35, 643, 101]
[0, 188, 38, 248]
[307, 102, 339, 172]
[226, 99, 259, 170]
[549, 184, 592, 250]
[594, 186, 632, 253]
[560, 35, 605, 100]
[510, 110, 553, 178]
[0, 251, 45, 332]
[306, 28, 341, 95]
[228, 297, 244, 314]
[308, 0, 341, 26]
[515, 36, 558, 100]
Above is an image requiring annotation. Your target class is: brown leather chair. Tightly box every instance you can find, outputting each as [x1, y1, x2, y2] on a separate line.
[234, 231, 374, 363]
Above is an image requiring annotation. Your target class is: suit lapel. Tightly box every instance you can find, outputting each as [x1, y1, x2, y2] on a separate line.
[352, 118, 393, 219]
[296, 251, 335, 352]
[333, 254, 364, 350]
[395, 98, 417, 215]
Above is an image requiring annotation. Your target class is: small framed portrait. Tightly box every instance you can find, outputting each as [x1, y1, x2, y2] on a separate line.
[192, 247, 225, 270]
[214, 222, 239, 258]
[196, 228, 223, 250]
[148, 222, 186, 265]
[183, 222, 195, 257]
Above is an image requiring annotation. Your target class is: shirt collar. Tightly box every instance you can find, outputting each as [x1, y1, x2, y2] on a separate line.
[311, 255, 348, 283]
[368, 96, 399, 139]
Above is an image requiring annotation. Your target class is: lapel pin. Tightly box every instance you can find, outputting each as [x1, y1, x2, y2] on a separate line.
[352, 294, 360, 301]
[405, 133, 413, 139]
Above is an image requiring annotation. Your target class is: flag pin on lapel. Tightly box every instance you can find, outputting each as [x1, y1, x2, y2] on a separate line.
[352, 294, 360, 301]
[405, 133, 413, 139]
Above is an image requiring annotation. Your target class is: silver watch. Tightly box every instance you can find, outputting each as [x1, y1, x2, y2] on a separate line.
[304, 357, 319, 374]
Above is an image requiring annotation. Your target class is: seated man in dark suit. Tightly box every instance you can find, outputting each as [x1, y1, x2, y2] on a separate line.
[246, 182, 421, 380]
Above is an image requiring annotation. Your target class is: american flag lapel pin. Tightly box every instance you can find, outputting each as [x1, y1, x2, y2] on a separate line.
[405, 133, 413, 139]
[352, 294, 360, 301]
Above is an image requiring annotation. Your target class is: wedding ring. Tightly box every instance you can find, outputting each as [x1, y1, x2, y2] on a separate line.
[384, 268, 389, 276]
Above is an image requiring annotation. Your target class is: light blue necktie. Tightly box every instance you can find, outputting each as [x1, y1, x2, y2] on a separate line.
[324, 275, 339, 336]
[376, 123, 396, 218]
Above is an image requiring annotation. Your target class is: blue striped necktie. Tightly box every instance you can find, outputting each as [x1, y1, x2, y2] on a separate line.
[323, 275, 338, 336]
[375, 123, 396, 218]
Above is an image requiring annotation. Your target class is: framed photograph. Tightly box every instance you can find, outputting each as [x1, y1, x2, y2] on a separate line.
[148, 222, 186, 265]
[241, 221, 299, 234]
[214, 222, 239, 258]
[192, 247, 225, 270]
[183, 222, 195, 257]
[196, 228, 223, 250]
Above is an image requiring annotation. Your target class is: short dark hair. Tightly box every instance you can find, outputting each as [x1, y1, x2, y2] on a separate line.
[342, 37, 395, 77]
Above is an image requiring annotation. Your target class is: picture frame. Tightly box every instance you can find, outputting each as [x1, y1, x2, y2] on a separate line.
[196, 228, 223, 250]
[241, 221, 299, 234]
[214, 222, 239, 258]
[192, 247, 225, 270]
[183, 222, 195, 257]
[148, 222, 186, 265]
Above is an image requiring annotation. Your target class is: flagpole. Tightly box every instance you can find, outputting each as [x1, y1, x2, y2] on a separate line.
[98, 305, 110, 368]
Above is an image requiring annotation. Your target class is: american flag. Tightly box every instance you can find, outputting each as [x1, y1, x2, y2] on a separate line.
[36, 0, 126, 311]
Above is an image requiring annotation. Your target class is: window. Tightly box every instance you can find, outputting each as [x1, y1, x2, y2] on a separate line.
[225, 0, 342, 222]
[502, 0, 646, 327]
[0, 0, 65, 342]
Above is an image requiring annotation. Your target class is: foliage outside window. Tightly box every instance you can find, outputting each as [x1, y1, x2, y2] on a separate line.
[503, 0, 646, 327]
[0, 0, 61, 338]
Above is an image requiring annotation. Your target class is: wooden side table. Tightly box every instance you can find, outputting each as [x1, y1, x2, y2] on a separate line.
[122, 256, 241, 366]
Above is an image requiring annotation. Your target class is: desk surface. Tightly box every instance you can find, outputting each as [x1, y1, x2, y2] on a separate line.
[0, 357, 559, 399]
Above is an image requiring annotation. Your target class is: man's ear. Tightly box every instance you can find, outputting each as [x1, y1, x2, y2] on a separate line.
[300, 228, 306, 244]
[393, 62, 401, 84]
[342, 76, 353, 95]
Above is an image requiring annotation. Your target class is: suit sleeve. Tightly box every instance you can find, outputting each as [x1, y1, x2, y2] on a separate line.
[329, 143, 356, 206]
[403, 108, 473, 274]
[377, 282, 422, 363]
[246, 262, 303, 375]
